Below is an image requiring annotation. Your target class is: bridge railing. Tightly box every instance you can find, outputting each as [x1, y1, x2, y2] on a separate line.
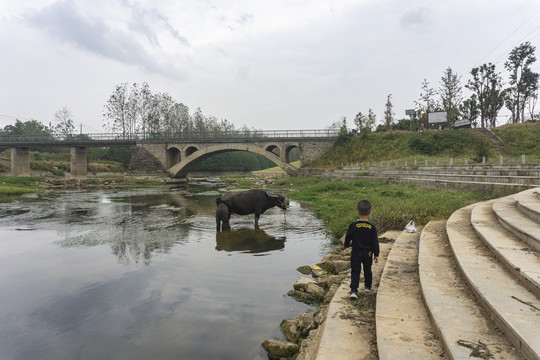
[0, 129, 338, 143]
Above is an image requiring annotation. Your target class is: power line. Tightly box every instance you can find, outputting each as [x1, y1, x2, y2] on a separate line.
[471, 7, 540, 68]
[490, 23, 540, 66]
[463, 0, 532, 66]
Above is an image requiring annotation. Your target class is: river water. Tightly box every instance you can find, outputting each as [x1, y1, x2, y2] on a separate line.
[0, 182, 330, 360]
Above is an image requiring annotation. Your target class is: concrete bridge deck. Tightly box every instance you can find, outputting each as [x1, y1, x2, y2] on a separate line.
[0, 130, 337, 177]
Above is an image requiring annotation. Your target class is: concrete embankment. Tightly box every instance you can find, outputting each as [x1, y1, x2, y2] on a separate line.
[272, 186, 540, 360]
[299, 164, 540, 196]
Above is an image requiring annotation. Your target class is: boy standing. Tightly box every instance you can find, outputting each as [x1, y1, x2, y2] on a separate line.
[343, 199, 379, 299]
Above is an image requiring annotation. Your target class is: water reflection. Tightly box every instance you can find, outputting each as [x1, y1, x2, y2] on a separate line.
[215, 227, 286, 254]
[0, 186, 329, 360]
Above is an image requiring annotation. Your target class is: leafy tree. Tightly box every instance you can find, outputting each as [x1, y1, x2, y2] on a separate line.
[465, 63, 505, 128]
[2, 119, 51, 137]
[367, 109, 377, 131]
[353, 111, 370, 136]
[391, 118, 414, 131]
[460, 96, 480, 127]
[52, 106, 75, 139]
[504, 42, 539, 123]
[333, 116, 353, 146]
[384, 94, 394, 130]
[438, 67, 463, 125]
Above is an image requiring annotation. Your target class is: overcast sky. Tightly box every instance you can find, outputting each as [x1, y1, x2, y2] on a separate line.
[1, 0, 539, 133]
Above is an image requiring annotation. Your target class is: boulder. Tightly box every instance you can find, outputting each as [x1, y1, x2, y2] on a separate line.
[321, 254, 349, 262]
[316, 274, 345, 290]
[297, 313, 316, 335]
[324, 283, 339, 304]
[296, 265, 312, 275]
[287, 290, 324, 305]
[305, 282, 325, 297]
[311, 268, 325, 278]
[261, 339, 299, 358]
[316, 261, 335, 273]
[296, 328, 320, 360]
[314, 305, 329, 325]
[333, 260, 351, 273]
[293, 277, 315, 292]
[280, 318, 301, 343]
[281, 313, 317, 343]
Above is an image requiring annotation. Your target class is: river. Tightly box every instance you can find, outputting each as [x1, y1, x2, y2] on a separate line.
[0, 182, 330, 360]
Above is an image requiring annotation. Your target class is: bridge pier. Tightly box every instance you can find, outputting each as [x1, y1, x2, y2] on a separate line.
[70, 147, 87, 177]
[10, 147, 30, 176]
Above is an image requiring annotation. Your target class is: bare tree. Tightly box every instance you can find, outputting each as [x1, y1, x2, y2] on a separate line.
[52, 106, 75, 139]
[415, 79, 438, 126]
[103, 83, 129, 136]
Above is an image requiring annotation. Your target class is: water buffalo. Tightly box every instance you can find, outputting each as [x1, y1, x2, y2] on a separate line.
[216, 189, 287, 226]
[215, 199, 230, 232]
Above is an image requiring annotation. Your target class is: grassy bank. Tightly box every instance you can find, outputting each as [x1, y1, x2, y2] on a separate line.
[309, 123, 540, 168]
[0, 176, 43, 195]
[273, 177, 494, 246]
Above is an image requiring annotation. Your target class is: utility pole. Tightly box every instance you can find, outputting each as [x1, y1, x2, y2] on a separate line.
[406, 109, 415, 131]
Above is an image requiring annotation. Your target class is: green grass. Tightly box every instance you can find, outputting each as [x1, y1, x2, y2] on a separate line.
[254, 160, 301, 173]
[274, 177, 494, 245]
[0, 176, 43, 195]
[492, 122, 540, 157]
[309, 124, 540, 168]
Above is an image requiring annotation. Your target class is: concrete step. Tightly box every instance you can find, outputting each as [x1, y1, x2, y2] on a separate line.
[419, 220, 521, 360]
[515, 188, 540, 223]
[447, 205, 540, 359]
[471, 199, 540, 297]
[493, 195, 540, 252]
[341, 166, 540, 178]
[314, 242, 394, 360]
[375, 228, 446, 359]
[374, 173, 540, 185]
[372, 176, 536, 194]
[377, 168, 540, 177]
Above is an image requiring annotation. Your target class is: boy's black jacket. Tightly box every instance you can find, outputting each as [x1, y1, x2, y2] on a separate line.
[344, 220, 379, 257]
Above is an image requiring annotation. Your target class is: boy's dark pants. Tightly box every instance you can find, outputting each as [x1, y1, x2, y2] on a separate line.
[350, 251, 373, 292]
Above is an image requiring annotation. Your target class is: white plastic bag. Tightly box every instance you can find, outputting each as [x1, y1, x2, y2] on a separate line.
[405, 220, 416, 233]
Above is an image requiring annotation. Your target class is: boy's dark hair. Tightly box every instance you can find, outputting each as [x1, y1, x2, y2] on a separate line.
[357, 199, 371, 215]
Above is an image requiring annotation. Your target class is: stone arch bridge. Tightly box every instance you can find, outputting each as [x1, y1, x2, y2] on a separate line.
[1, 130, 337, 178]
[135, 134, 335, 178]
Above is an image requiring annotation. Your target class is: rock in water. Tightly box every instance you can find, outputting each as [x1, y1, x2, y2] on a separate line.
[261, 339, 299, 358]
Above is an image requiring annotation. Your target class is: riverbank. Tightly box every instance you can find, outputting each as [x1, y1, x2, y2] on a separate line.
[262, 231, 400, 360]
[0, 173, 507, 359]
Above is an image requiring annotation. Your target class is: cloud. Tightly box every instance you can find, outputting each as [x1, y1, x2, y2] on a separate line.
[23, 0, 185, 79]
[123, 0, 190, 48]
[400, 7, 430, 29]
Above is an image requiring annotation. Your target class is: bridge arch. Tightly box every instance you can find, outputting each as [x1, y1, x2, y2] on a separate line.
[284, 144, 300, 163]
[167, 144, 298, 178]
[265, 144, 280, 157]
[166, 147, 181, 168]
[185, 146, 198, 157]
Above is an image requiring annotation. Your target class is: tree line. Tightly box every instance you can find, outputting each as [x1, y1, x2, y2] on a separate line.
[0, 85, 286, 170]
[103, 82, 259, 138]
[336, 41, 539, 138]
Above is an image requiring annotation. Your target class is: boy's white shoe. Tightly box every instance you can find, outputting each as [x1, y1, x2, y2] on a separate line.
[364, 288, 372, 293]
[350, 292, 358, 299]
